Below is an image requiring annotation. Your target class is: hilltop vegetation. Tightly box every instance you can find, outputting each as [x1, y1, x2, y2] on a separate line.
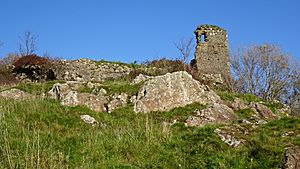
[0, 78, 299, 168]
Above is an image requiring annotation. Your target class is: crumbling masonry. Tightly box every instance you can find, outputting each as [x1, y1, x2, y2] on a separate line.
[193, 24, 230, 76]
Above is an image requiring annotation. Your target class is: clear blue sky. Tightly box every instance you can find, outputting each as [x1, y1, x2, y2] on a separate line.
[0, 0, 299, 63]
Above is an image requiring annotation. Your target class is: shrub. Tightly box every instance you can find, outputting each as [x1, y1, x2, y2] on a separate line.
[12, 54, 56, 81]
[143, 58, 185, 75]
[0, 64, 18, 85]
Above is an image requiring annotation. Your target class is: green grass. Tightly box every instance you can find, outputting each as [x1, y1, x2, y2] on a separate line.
[263, 102, 284, 113]
[235, 108, 256, 119]
[1, 96, 299, 168]
[101, 80, 143, 96]
[218, 91, 263, 103]
[14, 80, 66, 95]
[93, 59, 130, 66]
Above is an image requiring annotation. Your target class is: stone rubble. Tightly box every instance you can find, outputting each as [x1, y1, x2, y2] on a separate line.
[214, 128, 242, 147]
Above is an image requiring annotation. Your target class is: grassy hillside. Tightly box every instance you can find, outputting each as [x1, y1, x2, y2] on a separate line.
[0, 95, 299, 168]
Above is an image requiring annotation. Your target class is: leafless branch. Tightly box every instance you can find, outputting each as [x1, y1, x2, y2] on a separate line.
[18, 31, 38, 56]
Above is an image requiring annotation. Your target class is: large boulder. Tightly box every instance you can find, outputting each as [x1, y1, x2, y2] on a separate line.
[133, 71, 221, 113]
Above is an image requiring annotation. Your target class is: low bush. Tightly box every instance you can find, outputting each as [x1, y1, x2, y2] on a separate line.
[143, 58, 185, 75]
[12, 54, 56, 81]
[0, 64, 18, 85]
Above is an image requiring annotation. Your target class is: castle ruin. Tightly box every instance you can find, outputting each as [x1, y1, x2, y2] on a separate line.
[193, 24, 230, 76]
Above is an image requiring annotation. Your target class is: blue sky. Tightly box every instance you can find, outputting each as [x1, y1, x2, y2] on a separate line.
[0, 0, 299, 63]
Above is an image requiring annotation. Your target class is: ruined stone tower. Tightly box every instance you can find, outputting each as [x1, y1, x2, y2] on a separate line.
[194, 24, 230, 76]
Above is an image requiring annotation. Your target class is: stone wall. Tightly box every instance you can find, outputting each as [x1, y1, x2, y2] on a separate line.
[194, 24, 230, 76]
[53, 59, 132, 82]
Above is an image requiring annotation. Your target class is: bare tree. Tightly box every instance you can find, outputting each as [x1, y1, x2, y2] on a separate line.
[288, 71, 300, 115]
[231, 44, 299, 101]
[18, 31, 38, 56]
[174, 37, 195, 67]
[0, 53, 20, 65]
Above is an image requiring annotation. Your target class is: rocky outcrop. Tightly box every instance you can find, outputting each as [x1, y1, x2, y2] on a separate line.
[283, 146, 300, 169]
[226, 98, 249, 111]
[0, 88, 33, 101]
[53, 59, 132, 82]
[107, 93, 128, 113]
[185, 103, 236, 127]
[131, 74, 154, 84]
[48, 82, 128, 113]
[48, 82, 108, 112]
[133, 71, 221, 113]
[250, 103, 278, 120]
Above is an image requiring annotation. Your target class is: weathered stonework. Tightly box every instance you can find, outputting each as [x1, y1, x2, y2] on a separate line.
[53, 59, 132, 82]
[194, 24, 230, 76]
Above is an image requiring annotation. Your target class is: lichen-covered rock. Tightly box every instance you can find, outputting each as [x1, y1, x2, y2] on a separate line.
[107, 93, 128, 113]
[61, 91, 79, 106]
[48, 83, 70, 100]
[227, 98, 249, 111]
[133, 71, 221, 113]
[0, 88, 32, 101]
[61, 91, 107, 112]
[200, 73, 224, 86]
[283, 146, 300, 169]
[80, 115, 99, 126]
[185, 103, 236, 127]
[131, 74, 154, 84]
[251, 103, 278, 120]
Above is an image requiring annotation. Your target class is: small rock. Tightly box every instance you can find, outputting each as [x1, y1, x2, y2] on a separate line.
[86, 82, 95, 89]
[282, 131, 295, 138]
[80, 115, 99, 126]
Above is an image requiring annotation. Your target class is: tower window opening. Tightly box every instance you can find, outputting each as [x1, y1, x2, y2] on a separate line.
[200, 34, 207, 43]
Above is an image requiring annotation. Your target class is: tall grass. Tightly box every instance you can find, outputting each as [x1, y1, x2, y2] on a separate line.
[0, 97, 299, 168]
